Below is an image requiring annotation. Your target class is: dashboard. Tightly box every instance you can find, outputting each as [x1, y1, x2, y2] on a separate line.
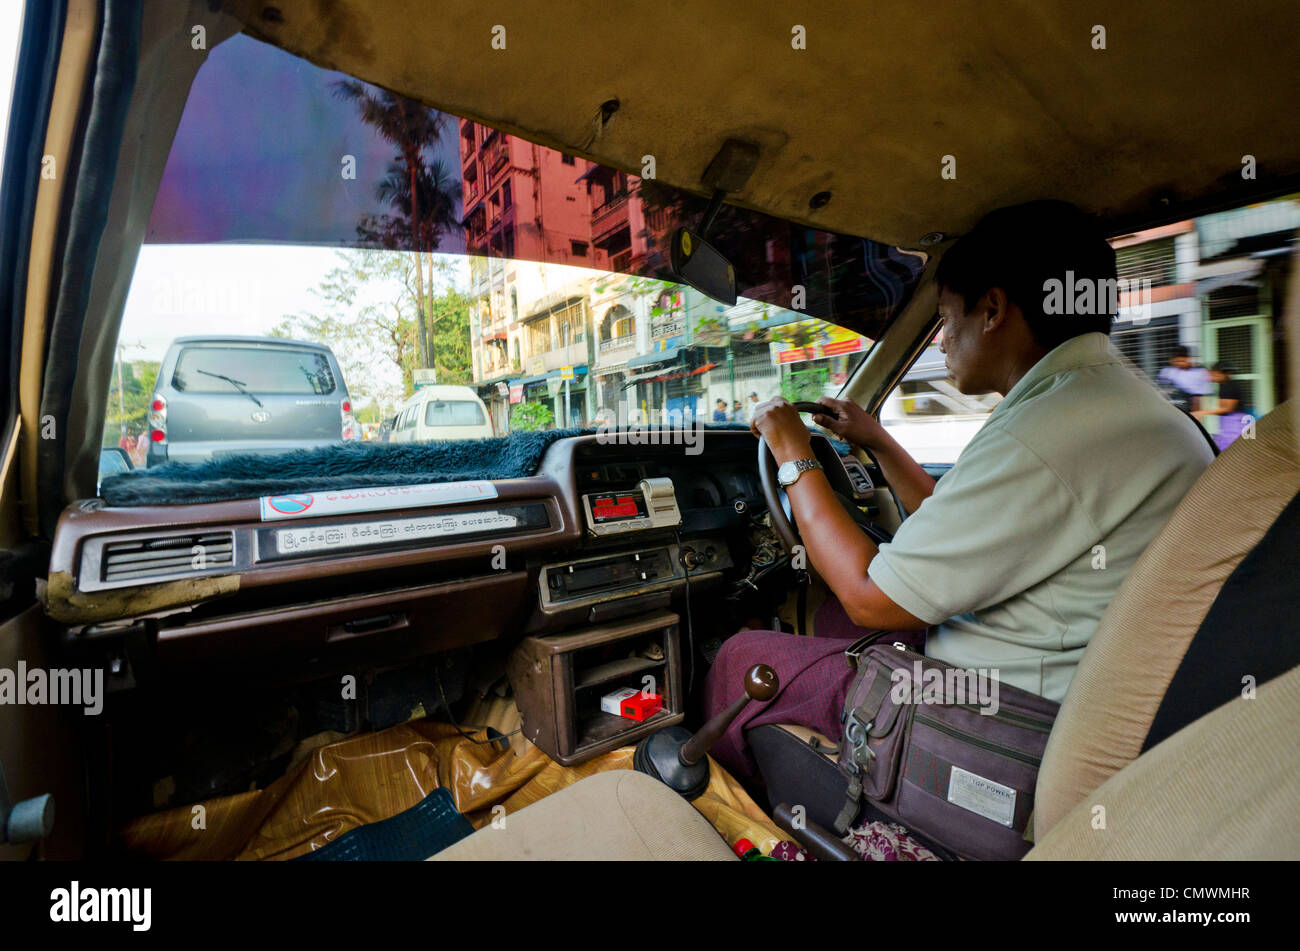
[45, 431, 874, 685]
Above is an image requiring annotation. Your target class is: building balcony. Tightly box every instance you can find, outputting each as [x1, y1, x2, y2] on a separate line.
[524, 344, 588, 376]
[476, 359, 521, 383]
[485, 139, 511, 177]
[592, 190, 631, 238]
[597, 333, 637, 364]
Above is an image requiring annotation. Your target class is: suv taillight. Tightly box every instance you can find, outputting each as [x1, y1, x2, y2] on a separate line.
[148, 395, 167, 443]
[341, 398, 357, 441]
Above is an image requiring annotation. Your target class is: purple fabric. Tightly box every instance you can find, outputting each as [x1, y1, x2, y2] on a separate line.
[1214, 413, 1246, 451]
[705, 592, 927, 781]
[704, 630, 861, 781]
[811, 589, 874, 639]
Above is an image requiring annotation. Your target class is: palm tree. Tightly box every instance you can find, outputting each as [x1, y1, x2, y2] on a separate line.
[333, 80, 460, 367]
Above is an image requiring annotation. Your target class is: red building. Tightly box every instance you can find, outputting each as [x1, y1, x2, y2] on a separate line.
[458, 120, 596, 264]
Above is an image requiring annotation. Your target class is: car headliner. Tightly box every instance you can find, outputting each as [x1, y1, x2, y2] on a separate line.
[224, 0, 1300, 247]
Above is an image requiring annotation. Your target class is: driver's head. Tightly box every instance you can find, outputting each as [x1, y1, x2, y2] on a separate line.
[935, 200, 1116, 394]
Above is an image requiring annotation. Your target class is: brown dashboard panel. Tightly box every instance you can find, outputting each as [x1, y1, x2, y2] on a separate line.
[154, 570, 530, 679]
[47, 474, 580, 625]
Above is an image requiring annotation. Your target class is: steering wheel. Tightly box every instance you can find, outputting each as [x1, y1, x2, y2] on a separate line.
[757, 401, 889, 554]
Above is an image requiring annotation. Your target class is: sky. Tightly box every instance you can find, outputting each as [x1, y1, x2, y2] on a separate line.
[0, 11, 467, 408]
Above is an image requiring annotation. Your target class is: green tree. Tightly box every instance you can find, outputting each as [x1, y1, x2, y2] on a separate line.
[510, 401, 554, 432]
[103, 360, 159, 447]
[274, 249, 473, 413]
[427, 283, 473, 385]
[781, 365, 829, 403]
[273, 249, 422, 412]
[333, 80, 462, 369]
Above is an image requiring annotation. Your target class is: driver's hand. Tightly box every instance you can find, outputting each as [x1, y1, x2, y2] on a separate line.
[750, 396, 813, 459]
[812, 397, 888, 451]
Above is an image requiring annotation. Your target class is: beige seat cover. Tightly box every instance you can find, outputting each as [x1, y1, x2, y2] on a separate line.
[1027, 663, 1300, 859]
[1035, 402, 1299, 837]
[431, 769, 737, 861]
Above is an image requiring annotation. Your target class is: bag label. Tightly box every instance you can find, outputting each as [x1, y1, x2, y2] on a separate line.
[947, 765, 1016, 827]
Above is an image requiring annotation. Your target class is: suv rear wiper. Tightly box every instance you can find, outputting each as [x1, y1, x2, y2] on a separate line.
[196, 369, 264, 408]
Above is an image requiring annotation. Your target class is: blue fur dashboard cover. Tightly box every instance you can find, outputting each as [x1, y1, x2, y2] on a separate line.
[97, 423, 801, 507]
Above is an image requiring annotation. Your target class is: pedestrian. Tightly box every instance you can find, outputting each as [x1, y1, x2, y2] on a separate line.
[1156, 346, 1212, 412]
[1193, 362, 1248, 451]
[712, 399, 728, 422]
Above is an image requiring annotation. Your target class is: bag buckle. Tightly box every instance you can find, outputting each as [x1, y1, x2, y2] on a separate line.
[844, 632, 882, 669]
[844, 713, 875, 772]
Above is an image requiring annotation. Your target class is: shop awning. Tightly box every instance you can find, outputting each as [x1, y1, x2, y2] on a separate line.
[625, 347, 683, 369]
[1195, 260, 1264, 296]
[621, 362, 717, 386]
[518, 365, 589, 385]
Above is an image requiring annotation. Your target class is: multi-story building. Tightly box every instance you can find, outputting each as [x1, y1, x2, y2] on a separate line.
[458, 120, 599, 429]
[461, 125, 880, 432]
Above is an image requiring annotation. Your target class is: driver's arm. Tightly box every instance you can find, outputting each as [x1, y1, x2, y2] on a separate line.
[772, 445, 929, 631]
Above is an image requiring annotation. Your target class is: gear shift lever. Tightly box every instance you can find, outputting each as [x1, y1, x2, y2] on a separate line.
[633, 664, 778, 799]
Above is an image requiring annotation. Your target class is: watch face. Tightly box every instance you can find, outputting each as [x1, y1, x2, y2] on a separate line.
[777, 461, 799, 486]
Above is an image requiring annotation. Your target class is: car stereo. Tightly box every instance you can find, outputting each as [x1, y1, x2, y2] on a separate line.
[582, 477, 682, 536]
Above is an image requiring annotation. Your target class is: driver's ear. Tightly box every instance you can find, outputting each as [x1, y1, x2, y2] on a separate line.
[982, 287, 1011, 334]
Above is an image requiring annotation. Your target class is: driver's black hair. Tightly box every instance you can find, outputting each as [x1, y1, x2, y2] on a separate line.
[935, 200, 1117, 351]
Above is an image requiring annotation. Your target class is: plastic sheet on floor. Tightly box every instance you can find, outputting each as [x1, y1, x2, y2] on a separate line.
[116, 718, 784, 860]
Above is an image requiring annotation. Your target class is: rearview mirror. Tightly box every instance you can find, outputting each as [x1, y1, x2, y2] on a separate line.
[670, 228, 737, 305]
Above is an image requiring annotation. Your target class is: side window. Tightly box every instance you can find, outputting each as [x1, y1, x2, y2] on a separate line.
[880, 329, 1001, 465]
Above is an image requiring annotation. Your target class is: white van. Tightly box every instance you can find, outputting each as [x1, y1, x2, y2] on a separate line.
[387, 385, 495, 443]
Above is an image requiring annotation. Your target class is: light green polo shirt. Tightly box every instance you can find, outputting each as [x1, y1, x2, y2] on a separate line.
[867, 332, 1214, 702]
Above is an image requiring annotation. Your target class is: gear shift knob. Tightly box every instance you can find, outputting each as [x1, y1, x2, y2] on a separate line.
[635, 662, 779, 798]
[743, 663, 779, 702]
[679, 664, 778, 766]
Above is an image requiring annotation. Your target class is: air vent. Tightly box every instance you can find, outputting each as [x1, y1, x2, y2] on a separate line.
[101, 531, 234, 584]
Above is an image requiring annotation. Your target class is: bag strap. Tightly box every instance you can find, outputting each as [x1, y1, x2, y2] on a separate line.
[832, 662, 897, 833]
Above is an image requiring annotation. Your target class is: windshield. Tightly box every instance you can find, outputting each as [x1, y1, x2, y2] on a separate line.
[103, 32, 926, 467]
[173, 346, 337, 396]
[425, 400, 486, 427]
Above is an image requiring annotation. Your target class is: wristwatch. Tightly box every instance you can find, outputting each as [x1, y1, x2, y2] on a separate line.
[777, 458, 822, 487]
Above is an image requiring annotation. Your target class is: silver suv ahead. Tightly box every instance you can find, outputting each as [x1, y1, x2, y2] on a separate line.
[146, 336, 356, 467]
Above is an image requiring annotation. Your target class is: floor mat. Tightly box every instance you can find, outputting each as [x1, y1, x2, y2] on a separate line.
[116, 717, 785, 860]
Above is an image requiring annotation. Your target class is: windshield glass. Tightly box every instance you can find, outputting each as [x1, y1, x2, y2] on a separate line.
[173, 346, 337, 395]
[103, 32, 926, 467]
[425, 401, 486, 427]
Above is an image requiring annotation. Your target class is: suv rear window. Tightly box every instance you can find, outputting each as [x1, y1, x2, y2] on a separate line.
[173, 347, 337, 395]
[424, 399, 485, 427]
